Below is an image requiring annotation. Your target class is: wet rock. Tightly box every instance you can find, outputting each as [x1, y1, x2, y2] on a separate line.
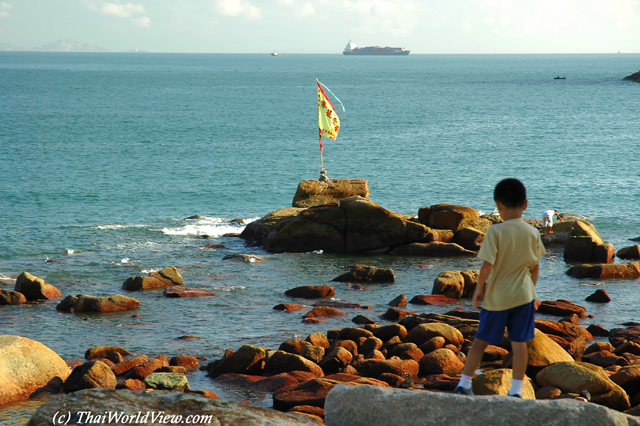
[0, 336, 71, 405]
[111, 354, 149, 376]
[127, 357, 168, 380]
[303, 306, 344, 318]
[163, 286, 215, 298]
[85, 346, 132, 360]
[431, 271, 465, 299]
[453, 227, 485, 251]
[536, 361, 630, 411]
[15, 271, 61, 300]
[222, 254, 263, 262]
[564, 221, 614, 263]
[537, 299, 587, 318]
[122, 266, 184, 291]
[273, 303, 306, 312]
[409, 294, 457, 305]
[473, 368, 536, 398]
[169, 356, 199, 370]
[390, 241, 477, 257]
[381, 308, 413, 321]
[0, 288, 27, 305]
[285, 285, 335, 299]
[388, 294, 407, 307]
[586, 289, 611, 303]
[332, 265, 395, 283]
[63, 361, 116, 392]
[28, 388, 319, 426]
[206, 344, 266, 379]
[306, 332, 331, 349]
[292, 179, 370, 208]
[617, 245, 640, 260]
[56, 294, 140, 313]
[567, 263, 640, 279]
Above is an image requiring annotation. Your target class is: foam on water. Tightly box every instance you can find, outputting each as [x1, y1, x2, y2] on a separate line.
[160, 216, 256, 237]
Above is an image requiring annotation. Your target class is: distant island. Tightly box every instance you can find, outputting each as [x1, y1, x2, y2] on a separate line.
[1, 38, 110, 52]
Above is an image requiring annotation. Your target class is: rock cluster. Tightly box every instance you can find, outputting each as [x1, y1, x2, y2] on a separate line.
[1, 272, 62, 305]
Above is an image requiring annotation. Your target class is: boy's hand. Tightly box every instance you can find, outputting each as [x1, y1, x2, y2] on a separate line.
[472, 285, 485, 309]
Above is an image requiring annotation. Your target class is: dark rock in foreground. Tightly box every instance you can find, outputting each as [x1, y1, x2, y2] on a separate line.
[27, 389, 319, 426]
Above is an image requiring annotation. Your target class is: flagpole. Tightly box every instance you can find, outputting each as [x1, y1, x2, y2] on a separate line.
[319, 131, 328, 182]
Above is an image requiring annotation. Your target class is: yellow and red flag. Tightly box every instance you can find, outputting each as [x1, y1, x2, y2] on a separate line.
[317, 80, 340, 141]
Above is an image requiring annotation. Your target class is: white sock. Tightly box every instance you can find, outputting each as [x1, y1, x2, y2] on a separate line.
[458, 374, 473, 389]
[509, 379, 524, 395]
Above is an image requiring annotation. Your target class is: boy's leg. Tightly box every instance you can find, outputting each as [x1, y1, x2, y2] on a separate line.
[508, 340, 528, 396]
[455, 337, 489, 394]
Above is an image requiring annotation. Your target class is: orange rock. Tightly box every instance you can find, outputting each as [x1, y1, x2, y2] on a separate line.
[111, 354, 149, 376]
[303, 306, 344, 318]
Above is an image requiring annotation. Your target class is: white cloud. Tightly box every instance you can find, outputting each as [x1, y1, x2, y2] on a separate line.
[216, 0, 263, 20]
[133, 16, 150, 27]
[341, 0, 421, 37]
[102, 2, 145, 18]
[0, 2, 12, 18]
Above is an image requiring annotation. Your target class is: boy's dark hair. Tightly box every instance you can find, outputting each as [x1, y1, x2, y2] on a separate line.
[494, 178, 527, 208]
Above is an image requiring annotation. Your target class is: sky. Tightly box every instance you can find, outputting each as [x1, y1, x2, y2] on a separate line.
[1, 0, 639, 53]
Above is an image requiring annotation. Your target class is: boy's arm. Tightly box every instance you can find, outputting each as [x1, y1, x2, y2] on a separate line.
[473, 261, 493, 309]
[530, 263, 540, 286]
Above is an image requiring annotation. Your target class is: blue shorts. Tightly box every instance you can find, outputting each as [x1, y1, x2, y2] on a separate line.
[475, 301, 536, 345]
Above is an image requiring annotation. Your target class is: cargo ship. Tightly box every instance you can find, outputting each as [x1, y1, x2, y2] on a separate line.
[343, 40, 410, 56]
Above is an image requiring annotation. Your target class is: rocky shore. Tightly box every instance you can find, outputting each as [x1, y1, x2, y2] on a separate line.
[3, 179, 640, 425]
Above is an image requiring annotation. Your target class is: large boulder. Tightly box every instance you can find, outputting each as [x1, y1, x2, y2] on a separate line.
[206, 344, 267, 379]
[0, 335, 71, 404]
[27, 389, 319, 426]
[0, 288, 27, 305]
[56, 294, 140, 313]
[324, 384, 640, 426]
[418, 204, 480, 233]
[502, 329, 574, 376]
[15, 271, 61, 300]
[567, 263, 640, 279]
[122, 266, 184, 291]
[63, 360, 117, 392]
[292, 179, 369, 208]
[617, 245, 640, 260]
[564, 221, 614, 263]
[473, 368, 536, 399]
[241, 196, 434, 254]
[403, 323, 464, 349]
[536, 361, 630, 411]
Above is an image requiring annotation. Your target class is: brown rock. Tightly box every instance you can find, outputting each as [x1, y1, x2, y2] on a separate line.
[63, 361, 117, 392]
[360, 337, 383, 356]
[15, 271, 61, 300]
[169, 356, 199, 370]
[585, 342, 615, 355]
[273, 378, 337, 410]
[279, 339, 312, 355]
[0, 335, 71, 405]
[391, 241, 477, 257]
[409, 294, 458, 305]
[473, 368, 535, 398]
[216, 372, 304, 392]
[610, 364, 640, 397]
[122, 266, 184, 291]
[287, 405, 325, 421]
[56, 294, 140, 313]
[116, 378, 146, 391]
[303, 306, 344, 318]
[127, 358, 167, 380]
[423, 204, 479, 233]
[273, 303, 306, 312]
[582, 350, 627, 368]
[587, 324, 610, 337]
[567, 263, 640, 279]
[586, 289, 611, 303]
[111, 355, 149, 376]
[285, 285, 335, 299]
[418, 348, 464, 375]
[537, 300, 587, 318]
[292, 179, 369, 208]
[163, 286, 214, 297]
[337, 327, 373, 341]
[263, 351, 324, 377]
[332, 265, 395, 283]
[372, 324, 408, 342]
[388, 294, 407, 307]
[382, 308, 413, 321]
[453, 227, 485, 251]
[419, 336, 446, 354]
[431, 271, 465, 299]
[359, 358, 420, 381]
[206, 345, 266, 379]
[319, 347, 353, 375]
[503, 329, 574, 374]
[617, 245, 640, 260]
[613, 341, 640, 356]
[301, 346, 325, 364]
[85, 346, 132, 360]
[404, 323, 464, 349]
[306, 332, 331, 349]
[609, 326, 640, 347]
[0, 288, 27, 305]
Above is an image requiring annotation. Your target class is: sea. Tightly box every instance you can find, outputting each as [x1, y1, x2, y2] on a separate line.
[1, 52, 640, 422]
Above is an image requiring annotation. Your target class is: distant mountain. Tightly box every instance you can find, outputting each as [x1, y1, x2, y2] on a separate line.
[29, 38, 110, 52]
[0, 42, 24, 51]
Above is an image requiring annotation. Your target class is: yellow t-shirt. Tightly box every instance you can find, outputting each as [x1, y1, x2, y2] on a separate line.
[478, 218, 546, 311]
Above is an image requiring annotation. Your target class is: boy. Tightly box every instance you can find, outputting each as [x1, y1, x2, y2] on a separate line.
[455, 178, 546, 398]
[542, 209, 564, 235]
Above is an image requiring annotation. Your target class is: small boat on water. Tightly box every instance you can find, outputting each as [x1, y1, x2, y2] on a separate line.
[554, 75, 566, 80]
[271, 52, 279, 56]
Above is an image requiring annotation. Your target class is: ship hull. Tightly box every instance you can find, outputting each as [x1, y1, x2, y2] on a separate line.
[343, 50, 410, 56]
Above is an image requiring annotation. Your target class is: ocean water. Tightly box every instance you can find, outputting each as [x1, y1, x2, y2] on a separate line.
[1, 52, 640, 420]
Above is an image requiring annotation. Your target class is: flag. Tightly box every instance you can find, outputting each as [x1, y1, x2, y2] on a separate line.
[317, 80, 340, 141]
